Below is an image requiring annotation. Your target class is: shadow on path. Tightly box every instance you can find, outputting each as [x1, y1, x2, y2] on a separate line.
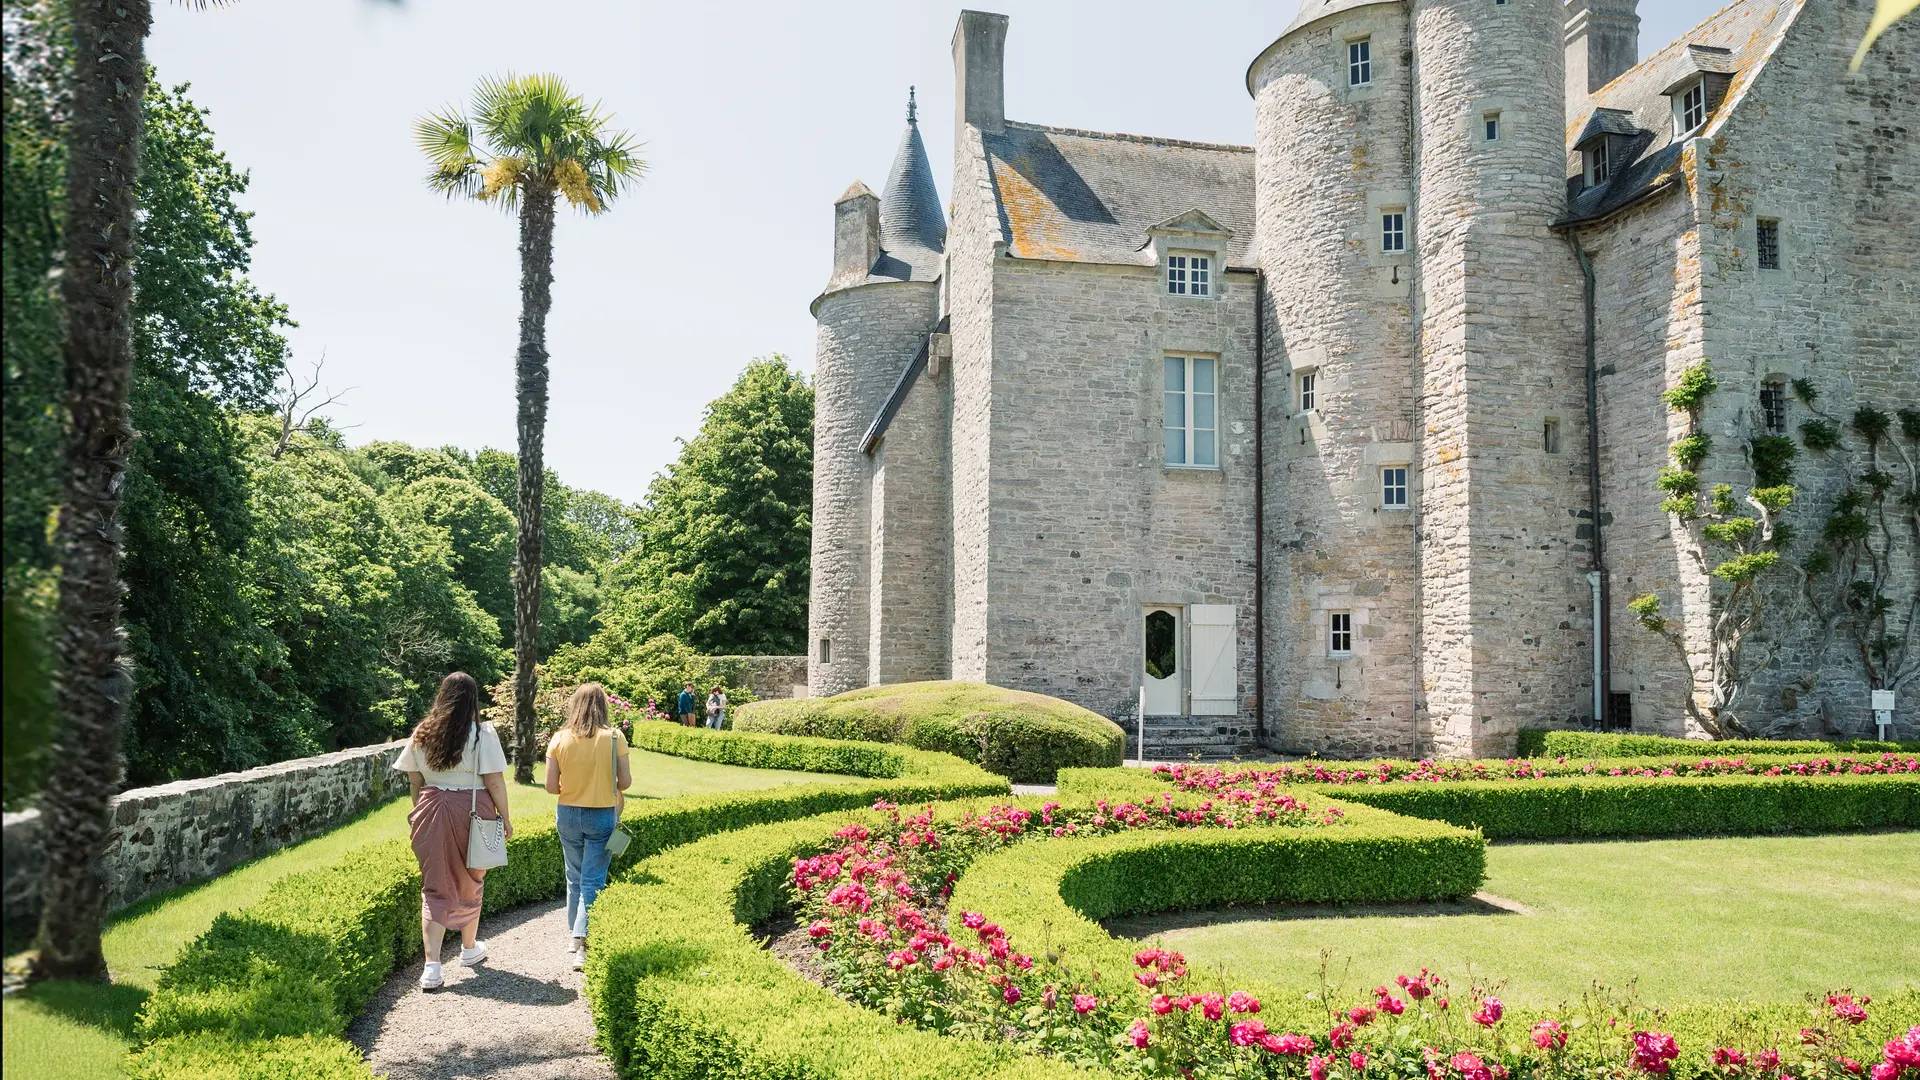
[1103, 891, 1533, 939]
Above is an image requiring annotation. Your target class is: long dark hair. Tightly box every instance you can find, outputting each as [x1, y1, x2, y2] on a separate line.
[413, 672, 481, 771]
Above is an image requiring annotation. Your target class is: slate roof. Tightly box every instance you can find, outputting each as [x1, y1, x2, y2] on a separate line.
[978, 121, 1255, 266]
[1575, 108, 1641, 146]
[870, 95, 946, 284]
[1559, 0, 1801, 227]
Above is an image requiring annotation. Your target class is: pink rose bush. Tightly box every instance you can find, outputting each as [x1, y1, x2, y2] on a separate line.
[1152, 753, 1918, 791]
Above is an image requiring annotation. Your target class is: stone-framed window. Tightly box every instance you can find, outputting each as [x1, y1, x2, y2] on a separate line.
[1348, 38, 1372, 87]
[1675, 78, 1707, 134]
[1543, 417, 1563, 454]
[1482, 111, 1501, 142]
[1756, 219, 1781, 271]
[1328, 611, 1354, 657]
[817, 637, 832, 665]
[1381, 210, 1406, 253]
[1297, 370, 1317, 413]
[1163, 354, 1219, 468]
[1759, 381, 1788, 434]
[1168, 253, 1211, 296]
[1381, 467, 1409, 509]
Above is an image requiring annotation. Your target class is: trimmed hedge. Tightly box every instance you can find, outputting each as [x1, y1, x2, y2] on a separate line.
[1058, 766, 1920, 840]
[732, 680, 1126, 783]
[584, 791, 1469, 1080]
[1516, 729, 1918, 758]
[625, 719, 906, 777]
[129, 742, 1006, 1079]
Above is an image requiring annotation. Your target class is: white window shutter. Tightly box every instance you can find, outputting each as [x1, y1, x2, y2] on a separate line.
[1189, 605, 1238, 716]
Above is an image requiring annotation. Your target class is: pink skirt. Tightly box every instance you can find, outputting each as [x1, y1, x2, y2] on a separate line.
[409, 786, 497, 928]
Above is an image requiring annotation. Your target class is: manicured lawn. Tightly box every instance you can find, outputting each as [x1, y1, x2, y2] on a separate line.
[1116, 831, 1920, 1005]
[2, 750, 862, 1079]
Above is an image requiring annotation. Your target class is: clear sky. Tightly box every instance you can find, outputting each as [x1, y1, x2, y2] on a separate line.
[148, 0, 1727, 504]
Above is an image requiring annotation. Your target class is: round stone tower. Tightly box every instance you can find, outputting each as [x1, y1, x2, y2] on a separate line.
[1409, 0, 1590, 756]
[1250, 1, 1421, 756]
[807, 94, 944, 698]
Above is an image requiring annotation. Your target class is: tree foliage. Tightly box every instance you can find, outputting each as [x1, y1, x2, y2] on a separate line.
[612, 356, 813, 655]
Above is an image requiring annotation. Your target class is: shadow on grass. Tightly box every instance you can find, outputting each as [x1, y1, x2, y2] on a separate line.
[1101, 891, 1531, 938]
[13, 977, 150, 1040]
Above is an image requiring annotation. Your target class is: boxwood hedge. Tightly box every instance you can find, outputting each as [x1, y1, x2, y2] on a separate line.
[625, 720, 906, 777]
[1515, 729, 1918, 758]
[732, 680, 1127, 783]
[1057, 766, 1920, 839]
[583, 791, 1473, 1080]
[128, 742, 1006, 1079]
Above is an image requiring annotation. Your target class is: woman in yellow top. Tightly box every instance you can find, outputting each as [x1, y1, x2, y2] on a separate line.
[543, 683, 632, 969]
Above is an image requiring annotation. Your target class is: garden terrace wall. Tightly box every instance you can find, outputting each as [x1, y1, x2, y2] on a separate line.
[129, 745, 1007, 1080]
[717, 654, 808, 700]
[2, 739, 406, 924]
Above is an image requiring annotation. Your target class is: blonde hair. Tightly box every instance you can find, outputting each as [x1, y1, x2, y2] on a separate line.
[565, 682, 609, 738]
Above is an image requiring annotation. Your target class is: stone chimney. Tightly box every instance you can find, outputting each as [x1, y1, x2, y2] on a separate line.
[952, 9, 1008, 156]
[831, 181, 880, 288]
[1565, 0, 1640, 121]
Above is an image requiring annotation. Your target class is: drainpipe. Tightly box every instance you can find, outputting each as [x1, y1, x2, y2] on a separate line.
[1253, 269, 1267, 745]
[1569, 232, 1612, 727]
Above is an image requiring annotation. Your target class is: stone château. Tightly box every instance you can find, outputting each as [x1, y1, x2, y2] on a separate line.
[807, 0, 1918, 757]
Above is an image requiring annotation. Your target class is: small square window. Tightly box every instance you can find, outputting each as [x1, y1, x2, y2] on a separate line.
[1382, 467, 1408, 508]
[1168, 255, 1187, 295]
[1298, 371, 1316, 413]
[1756, 219, 1781, 271]
[1759, 381, 1787, 433]
[1381, 211, 1406, 253]
[1168, 253, 1210, 296]
[1483, 111, 1501, 142]
[1328, 611, 1353, 657]
[1348, 39, 1372, 87]
[1543, 418, 1562, 454]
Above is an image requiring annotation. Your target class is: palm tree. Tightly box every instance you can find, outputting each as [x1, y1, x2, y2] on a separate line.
[29, 0, 154, 985]
[416, 75, 643, 783]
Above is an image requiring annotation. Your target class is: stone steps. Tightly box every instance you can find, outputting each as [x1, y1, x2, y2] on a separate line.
[1112, 717, 1257, 761]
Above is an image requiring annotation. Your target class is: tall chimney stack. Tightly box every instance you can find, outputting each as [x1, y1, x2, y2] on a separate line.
[952, 10, 1008, 158]
[1565, 0, 1640, 122]
[831, 182, 881, 288]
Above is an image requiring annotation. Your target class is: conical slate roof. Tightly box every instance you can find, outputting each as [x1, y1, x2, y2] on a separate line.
[874, 88, 944, 282]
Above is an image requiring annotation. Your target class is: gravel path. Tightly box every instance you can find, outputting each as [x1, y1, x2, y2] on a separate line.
[348, 898, 615, 1080]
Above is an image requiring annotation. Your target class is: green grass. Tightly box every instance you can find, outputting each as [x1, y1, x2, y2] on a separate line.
[1120, 831, 1920, 1004]
[2, 750, 861, 1080]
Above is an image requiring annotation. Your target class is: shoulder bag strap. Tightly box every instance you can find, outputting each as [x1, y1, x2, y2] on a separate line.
[470, 722, 481, 818]
[610, 726, 623, 815]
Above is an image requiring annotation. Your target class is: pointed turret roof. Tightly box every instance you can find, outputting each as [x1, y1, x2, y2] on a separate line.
[875, 87, 945, 282]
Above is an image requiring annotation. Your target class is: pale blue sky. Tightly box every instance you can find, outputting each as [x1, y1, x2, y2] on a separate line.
[148, 1, 1724, 503]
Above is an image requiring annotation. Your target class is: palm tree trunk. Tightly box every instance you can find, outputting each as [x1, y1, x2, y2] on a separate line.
[510, 183, 557, 784]
[30, 0, 152, 984]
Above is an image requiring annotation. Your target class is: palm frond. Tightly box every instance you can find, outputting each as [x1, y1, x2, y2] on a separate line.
[426, 72, 645, 214]
[414, 109, 483, 199]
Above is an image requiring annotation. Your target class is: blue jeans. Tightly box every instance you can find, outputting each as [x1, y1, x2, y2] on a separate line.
[557, 804, 618, 939]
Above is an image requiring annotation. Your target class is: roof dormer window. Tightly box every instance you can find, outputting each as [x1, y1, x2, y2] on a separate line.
[1677, 79, 1706, 134]
[1168, 253, 1210, 297]
[1586, 140, 1610, 187]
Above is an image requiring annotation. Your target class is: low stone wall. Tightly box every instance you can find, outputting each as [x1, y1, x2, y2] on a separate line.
[2, 739, 407, 924]
[722, 655, 809, 701]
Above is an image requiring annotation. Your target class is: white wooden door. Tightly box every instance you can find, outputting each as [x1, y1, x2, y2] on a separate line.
[1189, 604, 1237, 716]
[1142, 607, 1183, 716]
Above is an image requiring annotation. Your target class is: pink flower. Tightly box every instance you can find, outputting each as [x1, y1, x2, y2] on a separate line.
[1310, 1054, 1333, 1080]
[1349, 1005, 1377, 1026]
[1129, 1019, 1151, 1049]
[886, 948, 917, 970]
[1266, 1033, 1315, 1056]
[1229, 990, 1262, 1014]
[1012, 953, 1033, 971]
[1351, 1051, 1369, 1073]
[1003, 984, 1021, 1005]
[1472, 997, 1504, 1027]
[1043, 986, 1058, 1009]
[1712, 1049, 1747, 1068]
[1072, 994, 1098, 1015]
[1200, 992, 1226, 1021]
[1632, 1031, 1681, 1075]
[1532, 1021, 1567, 1051]
[1757, 1049, 1781, 1071]
[932, 953, 955, 972]
[1135, 970, 1158, 988]
[1330, 1022, 1356, 1049]
[1829, 994, 1870, 1026]
[962, 911, 986, 930]
[1379, 994, 1406, 1016]
[1437, 997, 1449, 1011]
[1231, 1020, 1270, 1047]
[806, 919, 832, 939]
[1871, 1064, 1898, 1080]
[1840, 1059, 1864, 1075]
[1451, 1052, 1492, 1080]
[1150, 994, 1173, 1015]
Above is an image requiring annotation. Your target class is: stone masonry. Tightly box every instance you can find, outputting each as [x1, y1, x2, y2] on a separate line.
[805, 2, 1918, 757]
[3, 739, 406, 924]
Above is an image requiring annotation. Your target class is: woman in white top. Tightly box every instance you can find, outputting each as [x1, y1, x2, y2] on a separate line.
[392, 672, 512, 990]
[705, 686, 727, 730]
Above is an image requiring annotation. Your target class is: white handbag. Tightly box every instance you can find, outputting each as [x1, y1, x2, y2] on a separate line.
[465, 724, 508, 870]
[604, 728, 632, 858]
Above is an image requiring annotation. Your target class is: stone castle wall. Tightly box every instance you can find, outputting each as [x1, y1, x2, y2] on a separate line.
[947, 124, 1002, 683]
[1252, 3, 1423, 757]
[871, 361, 954, 684]
[808, 281, 940, 697]
[2, 740, 406, 925]
[981, 256, 1259, 737]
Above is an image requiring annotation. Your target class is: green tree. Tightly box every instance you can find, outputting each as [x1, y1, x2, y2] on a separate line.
[386, 475, 517, 637]
[620, 356, 813, 655]
[417, 78, 643, 781]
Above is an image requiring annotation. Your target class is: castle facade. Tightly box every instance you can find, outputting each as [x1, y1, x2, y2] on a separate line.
[807, 0, 1919, 757]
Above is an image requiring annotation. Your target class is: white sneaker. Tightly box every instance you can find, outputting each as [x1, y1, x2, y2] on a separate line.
[458, 941, 488, 967]
[570, 939, 586, 971]
[419, 961, 444, 990]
